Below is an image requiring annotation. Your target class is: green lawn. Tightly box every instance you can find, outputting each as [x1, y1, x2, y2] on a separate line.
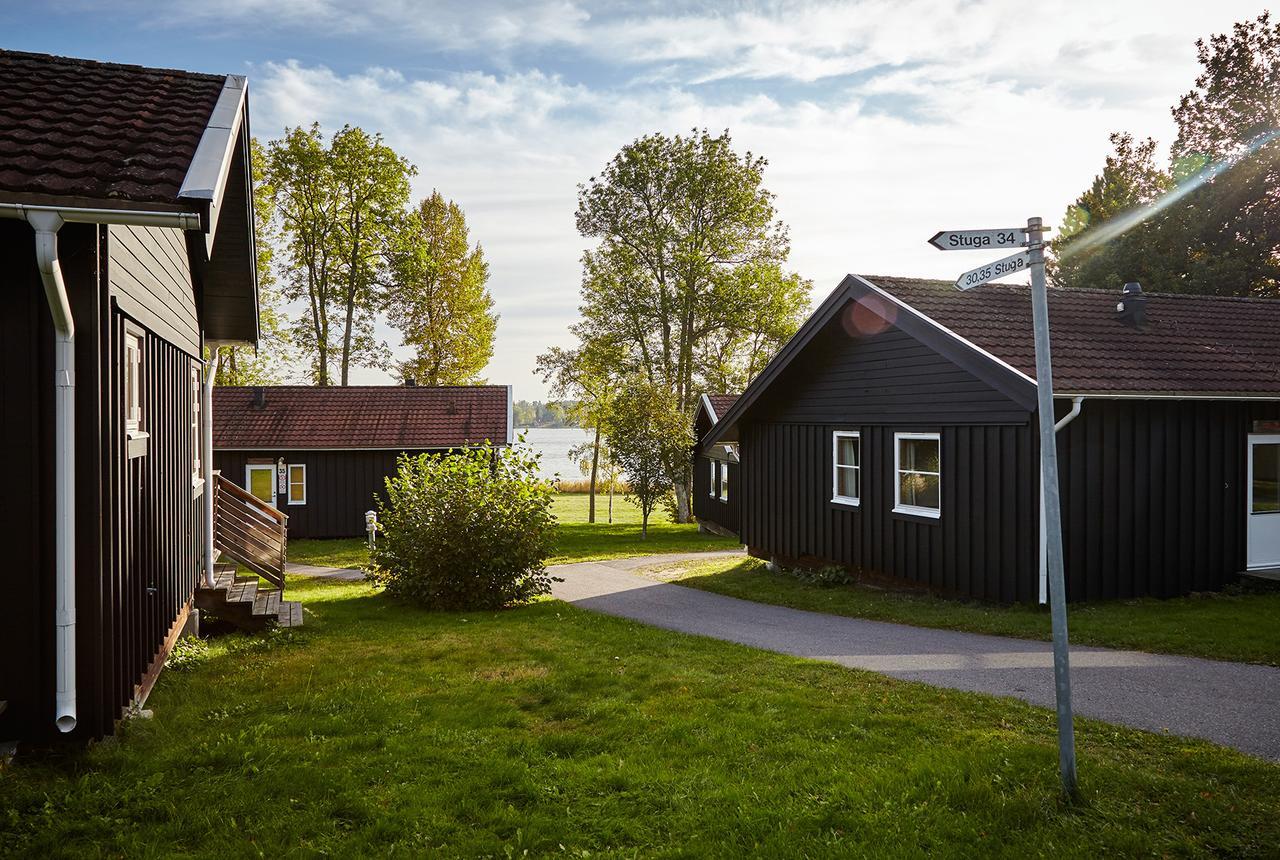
[659, 556, 1280, 666]
[285, 493, 739, 570]
[2, 575, 1278, 856]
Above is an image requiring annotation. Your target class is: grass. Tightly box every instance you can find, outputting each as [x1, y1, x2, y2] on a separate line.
[659, 556, 1280, 666]
[2, 575, 1278, 857]
[284, 493, 739, 571]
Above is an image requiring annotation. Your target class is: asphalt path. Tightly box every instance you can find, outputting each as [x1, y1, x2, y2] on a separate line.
[550, 553, 1280, 762]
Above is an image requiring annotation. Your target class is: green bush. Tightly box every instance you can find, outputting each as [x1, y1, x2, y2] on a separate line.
[367, 442, 558, 610]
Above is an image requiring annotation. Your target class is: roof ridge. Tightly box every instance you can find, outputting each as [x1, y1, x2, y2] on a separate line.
[859, 273, 1280, 304]
[0, 48, 225, 82]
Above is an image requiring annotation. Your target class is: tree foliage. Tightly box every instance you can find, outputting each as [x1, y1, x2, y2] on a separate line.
[386, 190, 497, 385]
[1051, 12, 1280, 297]
[537, 340, 622, 521]
[605, 380, 693, 538]
[264, 123, 415, 384]
[570, 129, 810, 519]
[367, 442, 558, 610]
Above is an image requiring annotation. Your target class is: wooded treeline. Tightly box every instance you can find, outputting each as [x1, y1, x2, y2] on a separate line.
[215, 125, 498, 387]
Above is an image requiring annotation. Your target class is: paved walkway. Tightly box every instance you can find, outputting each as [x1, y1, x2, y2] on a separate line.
[551, 554, 1280, 761]
[285, 561, 365, 582]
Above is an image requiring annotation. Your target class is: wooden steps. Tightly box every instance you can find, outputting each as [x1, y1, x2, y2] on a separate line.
[195, 563, 303, 632]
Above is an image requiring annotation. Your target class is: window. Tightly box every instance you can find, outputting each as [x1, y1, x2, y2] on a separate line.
[287, 464, 307, 505]
[717, 461, 729, 502]
[124, 328, 148, 458]
[832, 431, 860, 506]
[709, 458, 718, 497]
[191, 363, 202, 481]
[124, 332, 142, 431]
[894, 432, 941, 518]
[246, 464, 275, 505]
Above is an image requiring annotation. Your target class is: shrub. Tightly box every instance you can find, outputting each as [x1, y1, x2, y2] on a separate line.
[783, 564, 856, 587]
[367, 442, 558, 610]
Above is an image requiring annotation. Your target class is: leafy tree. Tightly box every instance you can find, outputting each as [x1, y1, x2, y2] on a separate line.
[1051, 12, 1280, 297]
[605, 380, 692, 538]
[215, 138, 294, 385]
[537, 340, 621, 522]
[387, 190, 497, 385]
[569, 438, 622, 523]
[264, 123, 414, 384]
[367, 441, 557, 610]
[572, 129, 809, 520]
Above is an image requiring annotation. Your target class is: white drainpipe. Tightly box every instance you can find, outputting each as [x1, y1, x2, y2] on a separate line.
[0, 202, 201, 734]
[1039, 396, 1085, 604]
[202, 345, 222, 587]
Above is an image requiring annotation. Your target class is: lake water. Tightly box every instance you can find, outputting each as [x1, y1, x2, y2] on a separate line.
[515, 427, 595, 480]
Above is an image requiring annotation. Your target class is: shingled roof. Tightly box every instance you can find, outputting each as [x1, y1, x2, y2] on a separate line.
[705, 394, 739, 421]
[0, 49, 226, 209]
[866, 275, 1280, 395]
[213, 386, 512, 450]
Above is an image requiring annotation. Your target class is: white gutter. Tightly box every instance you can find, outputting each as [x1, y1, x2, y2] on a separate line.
[0, 202, 202, 734]
[1039, 396, 1085, 604]
[202, 345, 223, 588]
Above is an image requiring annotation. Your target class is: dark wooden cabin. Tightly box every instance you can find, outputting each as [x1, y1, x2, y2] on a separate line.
[0, 50, 283, 746]
[693, 393, 741, 538]
[213, 385, 514, 538]
[706, 274, 1280, 603]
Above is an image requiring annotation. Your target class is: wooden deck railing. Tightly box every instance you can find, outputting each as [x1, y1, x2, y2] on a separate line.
[213, 473, 288, 590]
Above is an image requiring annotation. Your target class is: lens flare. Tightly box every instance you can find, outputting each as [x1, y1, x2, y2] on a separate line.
[842, 294, 897, 337]
[1058, 129, 1279, 262]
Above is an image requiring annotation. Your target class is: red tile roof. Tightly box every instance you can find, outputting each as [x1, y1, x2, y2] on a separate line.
[865, 275, 1280, 396]
[0, 49, 225, 207]
[705, 394, 739, 422]
[213, 386, 511, 450]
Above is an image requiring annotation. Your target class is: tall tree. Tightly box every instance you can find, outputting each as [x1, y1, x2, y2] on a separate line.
[265, 123, 414, 384]
[1051, 12, 1280, 297]
[605, 379, 692, 538]
[537, 340, 621, 522]
[330, 126, 415, 385]
[215, 138, 293, 384]
[387, 191, 497, 385]
[573, 129, 809, 520]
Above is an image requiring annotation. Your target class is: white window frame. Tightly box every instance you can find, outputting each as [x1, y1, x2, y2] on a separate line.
[717, 460, 729, 502]
[124, 332, 142, 433]
[245, 463, 275, 505]
[190, 363, 202, 483]
[894, 431, 941, 519]
[831, 430, 860, 507]
[287, 463, 307, 506]
[708, 457, 717, 497]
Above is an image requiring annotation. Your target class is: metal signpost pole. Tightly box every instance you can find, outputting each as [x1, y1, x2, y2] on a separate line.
[1026, 215, 1078, 796]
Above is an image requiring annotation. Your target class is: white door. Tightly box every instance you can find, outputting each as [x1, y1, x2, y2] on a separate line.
[1247, 435, 1280, 569]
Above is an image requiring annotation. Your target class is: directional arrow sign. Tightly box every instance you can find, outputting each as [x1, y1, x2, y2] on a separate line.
[955, 250, 1031, 291]
[929, 228, 1026, 252]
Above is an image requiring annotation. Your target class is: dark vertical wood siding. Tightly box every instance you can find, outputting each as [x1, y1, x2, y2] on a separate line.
[740, 422, 1038, 602]
[0, 221, 206, 743]
[693, 455, 740, 535]
[1057, 399, 1280, 599]
[214, 449, 452, 538]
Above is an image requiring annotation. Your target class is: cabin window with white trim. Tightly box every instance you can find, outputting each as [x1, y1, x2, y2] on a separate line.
[287, 464, 307, 505]
[832, 431, 860, 505]
[708, 458, 717, 497]
[717, 461, 729, 502]
[190, 363, 201, 480]
[894, 432, 941, 518]
[124, 332, 143, 433]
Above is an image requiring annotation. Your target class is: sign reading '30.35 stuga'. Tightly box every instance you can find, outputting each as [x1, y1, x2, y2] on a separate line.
[954, 250, 1032, 291]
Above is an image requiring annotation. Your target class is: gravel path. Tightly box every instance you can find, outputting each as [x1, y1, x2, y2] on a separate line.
[550, 554, 1280, 761]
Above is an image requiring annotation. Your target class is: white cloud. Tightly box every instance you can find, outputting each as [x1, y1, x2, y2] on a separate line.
[228, 0, 1270, 396]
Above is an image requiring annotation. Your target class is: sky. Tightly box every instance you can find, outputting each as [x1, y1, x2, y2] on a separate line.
[2, 0, 1269, 398]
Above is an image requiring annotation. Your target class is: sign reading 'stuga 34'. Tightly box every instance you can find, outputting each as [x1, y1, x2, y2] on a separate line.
[928, 228, 1026, 251]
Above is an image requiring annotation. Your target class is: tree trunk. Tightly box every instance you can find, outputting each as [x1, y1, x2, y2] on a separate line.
[340, 291, 355, 386]
[608, 480, 614, 523]
[588, 422, 600, 523]
[673, 481, 691, 524]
